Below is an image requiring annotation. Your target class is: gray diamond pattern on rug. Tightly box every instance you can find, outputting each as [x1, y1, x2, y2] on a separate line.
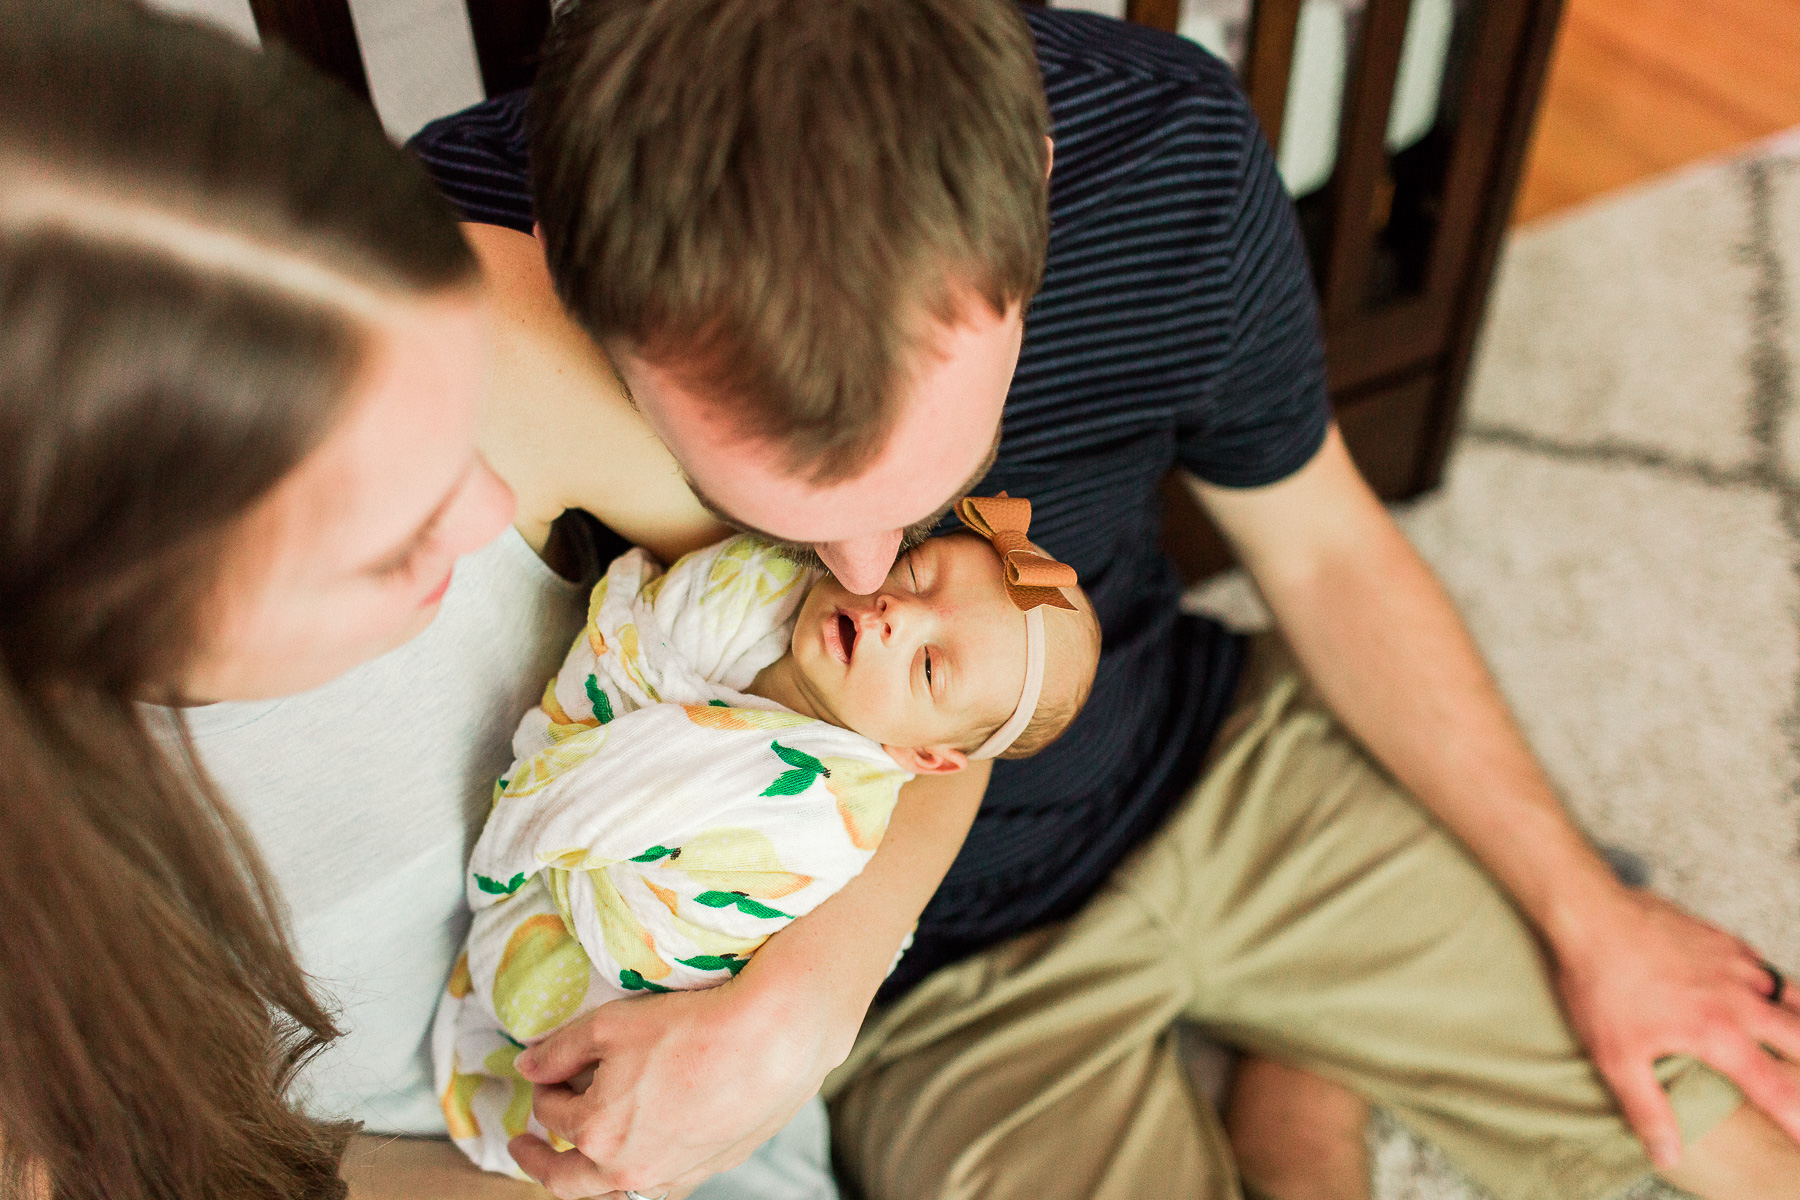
[1184, 132, 1800, 1199]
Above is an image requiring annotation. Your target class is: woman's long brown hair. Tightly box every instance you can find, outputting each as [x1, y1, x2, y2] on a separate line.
[0, 2, 477, 1196]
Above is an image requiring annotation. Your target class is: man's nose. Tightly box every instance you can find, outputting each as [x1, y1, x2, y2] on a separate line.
[816, 530, 904, 595]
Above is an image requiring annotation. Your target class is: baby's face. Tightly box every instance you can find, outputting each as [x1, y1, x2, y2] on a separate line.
[788, 533, 1028, 754]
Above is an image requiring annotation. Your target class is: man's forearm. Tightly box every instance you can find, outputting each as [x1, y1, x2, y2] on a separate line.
[1206, 429, 1622, 945]
[342, 1134, 549, 1200]
[1262, 516, 1623, 940]
[732, 761, 989, 1058]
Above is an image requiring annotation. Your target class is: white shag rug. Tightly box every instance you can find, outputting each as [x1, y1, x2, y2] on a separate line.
[1185, 129, 1800, 1199]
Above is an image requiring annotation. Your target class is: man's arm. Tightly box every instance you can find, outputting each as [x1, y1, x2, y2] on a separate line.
[1197, 425, 1800, 1167]
[463, 222, 728, 563]
[501, 762, 990, 1199]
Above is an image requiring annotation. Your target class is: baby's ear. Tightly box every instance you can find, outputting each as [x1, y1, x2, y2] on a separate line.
[881, 744, 969, 775]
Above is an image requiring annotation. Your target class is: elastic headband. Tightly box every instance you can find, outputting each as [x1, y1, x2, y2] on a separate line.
[970, 605, 1046, 760]
[956, 493, 1079, 761]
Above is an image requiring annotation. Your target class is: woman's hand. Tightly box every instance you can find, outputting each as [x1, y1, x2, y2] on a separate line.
[507, 968, 839, 1199]
[1549, 884, 1800, 1168]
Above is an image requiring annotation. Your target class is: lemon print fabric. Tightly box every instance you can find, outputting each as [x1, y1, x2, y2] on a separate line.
[672, 826, 814, 899]
[433, 533, 917, 1178]
[682, 703, 811, 733]
[483, 1044, 536, 1138]
[702, 536, 806, 609]
[823, 756, 905, 850]
[496, 724, 608, 801]
[492, 911, 591, 1040]
[440, 1064, 484, 1140]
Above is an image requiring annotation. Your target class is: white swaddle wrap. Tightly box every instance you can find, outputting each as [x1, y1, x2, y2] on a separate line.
[432, 536, 909, 1176]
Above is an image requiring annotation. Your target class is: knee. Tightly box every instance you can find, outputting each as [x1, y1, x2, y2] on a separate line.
[1224, 1055, 1372, 1200]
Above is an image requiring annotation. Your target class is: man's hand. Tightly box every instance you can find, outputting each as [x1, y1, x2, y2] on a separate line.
[503, 762, 989, 1199]
[1197, 426, 1800, 1169]
[1549, 884, 1800, 1168]
[505, 973, 834, 1199]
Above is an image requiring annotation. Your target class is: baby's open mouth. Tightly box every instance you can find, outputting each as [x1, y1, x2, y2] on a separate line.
[828, 610, 858, 665]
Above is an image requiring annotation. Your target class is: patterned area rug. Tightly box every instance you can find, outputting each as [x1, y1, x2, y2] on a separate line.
[1187, 129, 1800, 1198]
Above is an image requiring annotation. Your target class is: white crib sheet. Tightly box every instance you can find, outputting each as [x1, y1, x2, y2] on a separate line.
[1053, 0, 1457, 198]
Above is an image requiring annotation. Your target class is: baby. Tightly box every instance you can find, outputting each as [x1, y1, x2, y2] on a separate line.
[433, 494, 1101, 1176]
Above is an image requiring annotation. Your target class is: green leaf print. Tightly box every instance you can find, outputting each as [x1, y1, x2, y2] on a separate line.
[676, 954, 747, 975]
[619, 969, 674, 993]
[771, 741, 828, 775]
[475, 871, 527, 896]
[630, 845, 678, 863]
[708, 699, 729, 707]
[761, 768, 817, 796]
[759, 740, 830, 797]
[693, 890, 793, 920]
[585, 675, 615, 724]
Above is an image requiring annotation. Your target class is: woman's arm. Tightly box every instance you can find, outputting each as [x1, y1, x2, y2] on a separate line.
[342, 1134, 557, 1199]
[501, 763, 990, 1199]
[463, 223, 728, 564]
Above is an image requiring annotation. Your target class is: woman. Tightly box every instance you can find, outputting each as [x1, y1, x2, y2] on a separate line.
[0, 3, 511, 1196]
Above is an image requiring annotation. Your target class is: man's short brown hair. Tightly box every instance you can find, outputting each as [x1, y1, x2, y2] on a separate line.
[529, 0, 1050, 483]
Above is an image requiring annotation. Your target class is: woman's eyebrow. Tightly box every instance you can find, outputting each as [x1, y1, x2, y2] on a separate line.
[361, 465, 465, 575]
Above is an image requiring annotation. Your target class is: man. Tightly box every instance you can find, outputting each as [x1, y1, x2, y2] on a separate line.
[391, 2, 1800, 1198]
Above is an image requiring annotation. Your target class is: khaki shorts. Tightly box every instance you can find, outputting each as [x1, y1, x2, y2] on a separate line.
[824, 636, 1741, 1200]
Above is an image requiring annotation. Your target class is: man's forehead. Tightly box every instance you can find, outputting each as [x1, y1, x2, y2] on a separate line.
[682, 423, 1001, 549]
[623, 295, 1020, 544]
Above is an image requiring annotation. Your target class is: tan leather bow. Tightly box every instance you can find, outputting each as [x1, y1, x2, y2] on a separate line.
[956, 493, 1079, 612]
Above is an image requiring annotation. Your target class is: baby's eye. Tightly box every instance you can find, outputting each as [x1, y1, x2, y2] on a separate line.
[923, 649, 934, 688]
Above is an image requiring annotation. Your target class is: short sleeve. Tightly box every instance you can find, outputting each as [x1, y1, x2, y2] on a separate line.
[1176, 112, 1331, 488]
[406, 90, 537, 235]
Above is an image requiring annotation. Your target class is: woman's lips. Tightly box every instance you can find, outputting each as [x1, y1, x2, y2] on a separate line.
[825, 610, 858, 665]
[420, 567, 454, 608]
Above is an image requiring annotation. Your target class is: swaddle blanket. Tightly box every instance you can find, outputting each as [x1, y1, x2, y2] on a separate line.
[431, 536, 909, 1175]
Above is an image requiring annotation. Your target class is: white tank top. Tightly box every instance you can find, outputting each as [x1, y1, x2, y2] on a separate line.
[187, 528, 584, 1133]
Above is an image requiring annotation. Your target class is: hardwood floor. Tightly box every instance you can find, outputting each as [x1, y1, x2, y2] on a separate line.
[1511, 0, 1800, 225]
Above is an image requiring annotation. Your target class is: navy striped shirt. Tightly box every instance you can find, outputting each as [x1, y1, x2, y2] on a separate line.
[409, 7, 1330, 997]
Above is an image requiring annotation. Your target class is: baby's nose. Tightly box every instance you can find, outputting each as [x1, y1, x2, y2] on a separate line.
[855, 604, 892, 640]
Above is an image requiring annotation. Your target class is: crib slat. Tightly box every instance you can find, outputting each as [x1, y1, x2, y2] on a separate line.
[1126, 0, 1181, 32]
[1242, 0, 1303, 154]
[1425, 0, 1549, 305]
[1411, 0, 1564, 489]
[249, 0, 370, 102]
[1319, 0, 1410, 325]
[465, 0, 554, 98]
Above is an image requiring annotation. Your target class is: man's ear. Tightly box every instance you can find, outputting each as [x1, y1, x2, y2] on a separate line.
[882, 744, 969, 775]
[1045, 136, 1056, 182]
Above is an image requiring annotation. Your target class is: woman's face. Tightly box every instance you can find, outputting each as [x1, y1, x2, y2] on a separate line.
[181, 290, 515, 702]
